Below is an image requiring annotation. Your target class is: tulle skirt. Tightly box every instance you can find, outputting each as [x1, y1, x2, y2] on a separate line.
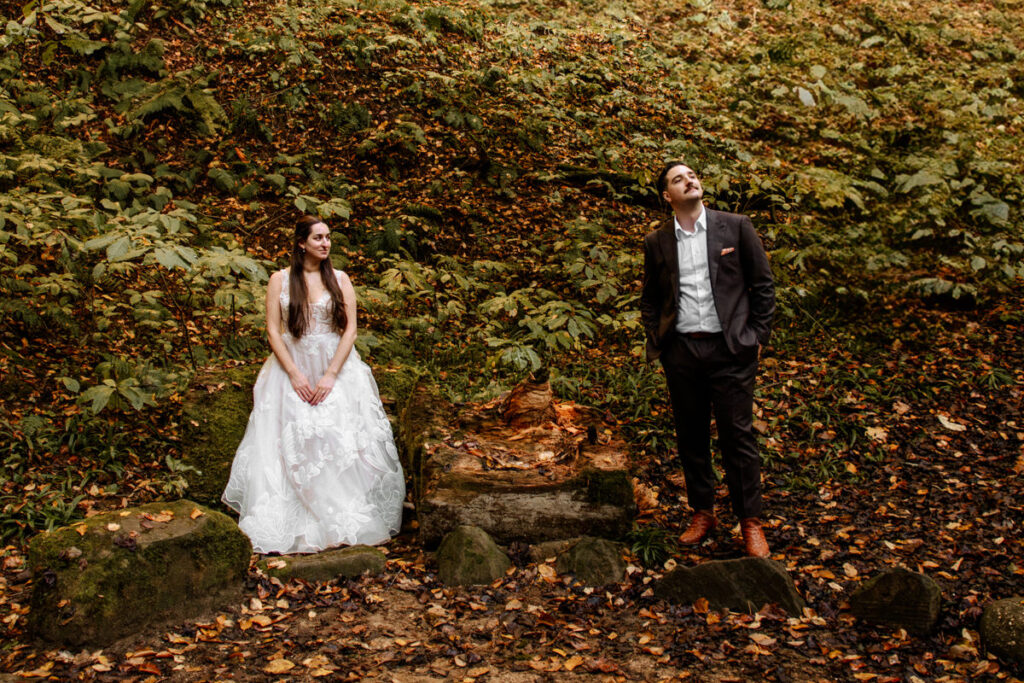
[222, 332, 405, 554]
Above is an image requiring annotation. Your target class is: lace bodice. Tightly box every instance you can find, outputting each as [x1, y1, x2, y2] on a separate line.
[279, 270, 341, 337]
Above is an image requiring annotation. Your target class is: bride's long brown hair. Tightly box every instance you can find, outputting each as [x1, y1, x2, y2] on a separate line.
[287, 216, 347, 338]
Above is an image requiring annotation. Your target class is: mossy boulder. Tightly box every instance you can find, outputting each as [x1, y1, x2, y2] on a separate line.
[258, 546, 386, 583]
[555, 537, 626, 586]
[980, 597, 1024, 663]
[436, 526, 511, 586]
[28, 500, 251, 646]
[655, 557, 805, 616]
[180, 365, 260, 507]
[849, 568, 941, 635]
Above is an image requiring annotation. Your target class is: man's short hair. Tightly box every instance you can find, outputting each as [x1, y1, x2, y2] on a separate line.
[656, 160, 700, 196]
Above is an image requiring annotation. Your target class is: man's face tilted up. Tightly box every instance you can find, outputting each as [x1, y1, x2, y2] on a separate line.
[661, 164, 704, 208]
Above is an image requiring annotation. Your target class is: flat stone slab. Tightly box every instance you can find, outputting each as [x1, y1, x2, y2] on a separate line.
[28, 500, 251, 646]
[980, 597, 1024, 663]
[850, 568, 941, 635]
[655, 557, 805, 615]
[258, 545, 386, 582]
[399, 382, 635, 547]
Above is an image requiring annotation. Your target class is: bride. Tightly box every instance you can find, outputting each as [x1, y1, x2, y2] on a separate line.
[222, 215, 405, 554]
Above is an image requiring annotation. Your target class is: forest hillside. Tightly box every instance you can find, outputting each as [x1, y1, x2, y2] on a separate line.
[1, 0, 1023, 678]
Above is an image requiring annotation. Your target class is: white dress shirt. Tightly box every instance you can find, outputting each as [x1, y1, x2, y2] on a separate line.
[674, 206, 722, 334]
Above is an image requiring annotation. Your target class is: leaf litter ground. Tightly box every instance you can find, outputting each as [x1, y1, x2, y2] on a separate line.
[1, 300, 1022, 682]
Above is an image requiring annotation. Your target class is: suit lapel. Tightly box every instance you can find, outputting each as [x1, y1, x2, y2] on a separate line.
[705, 208, 722, 289]
[657, 219, 679, 304]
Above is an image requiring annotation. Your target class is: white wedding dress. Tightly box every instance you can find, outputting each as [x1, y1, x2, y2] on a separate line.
[222, 272, 405, 554]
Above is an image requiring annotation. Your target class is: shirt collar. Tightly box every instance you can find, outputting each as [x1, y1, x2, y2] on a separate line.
[673, 204, 707, 240]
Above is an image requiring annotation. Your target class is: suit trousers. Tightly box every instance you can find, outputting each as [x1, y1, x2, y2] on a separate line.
[660, 331, 763, 518]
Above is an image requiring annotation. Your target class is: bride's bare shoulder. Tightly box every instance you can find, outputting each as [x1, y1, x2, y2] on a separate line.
[268, 269, 289, 290]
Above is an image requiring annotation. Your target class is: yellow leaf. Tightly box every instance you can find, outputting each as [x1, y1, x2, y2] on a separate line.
[106, 523, 121, 532]
[264, 659, 295, 674]
[20, 661, 54, 678]
[564, 656, 583, 671]
[937, 415, 966, 432]
[190, 508, 204, 520]
[303, 655, 333, 669]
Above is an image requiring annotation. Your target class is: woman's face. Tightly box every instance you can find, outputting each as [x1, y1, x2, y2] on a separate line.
[300, 222, 330, 261]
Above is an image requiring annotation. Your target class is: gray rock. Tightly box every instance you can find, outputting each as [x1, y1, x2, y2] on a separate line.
[849, 568, 941, 635]
[529, 539, 577, 564]
[980, 597, 1024, 663]
[555, 537, 626, 586]
[258, 545, 386, 582]
[28, 500, 251, 646]
[655, 557, 805, 616]
[436, 526, 511, 586]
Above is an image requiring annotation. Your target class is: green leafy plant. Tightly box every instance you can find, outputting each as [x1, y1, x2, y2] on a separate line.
[628, 524, 675, 568]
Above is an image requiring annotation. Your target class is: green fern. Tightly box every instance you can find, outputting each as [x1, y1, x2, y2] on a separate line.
[126, 70, 227, 135]
[325, 101, 371, 136]
[628, 525, 675, 568]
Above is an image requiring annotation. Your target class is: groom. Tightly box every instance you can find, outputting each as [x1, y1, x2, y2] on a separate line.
[640, 161, 776, 557]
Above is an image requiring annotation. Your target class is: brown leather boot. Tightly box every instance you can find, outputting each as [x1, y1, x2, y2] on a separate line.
[678, 510, 717, 545]
[741, 518, 770, 558]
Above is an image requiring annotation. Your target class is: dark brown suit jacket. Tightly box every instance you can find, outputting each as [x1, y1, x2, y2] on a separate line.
[640, 208, 775, 362]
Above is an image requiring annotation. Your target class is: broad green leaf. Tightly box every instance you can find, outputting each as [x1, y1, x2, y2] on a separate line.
[80, 385, 115, 414]
[897, 171, 945, 194]
[106, 235, 131, 261]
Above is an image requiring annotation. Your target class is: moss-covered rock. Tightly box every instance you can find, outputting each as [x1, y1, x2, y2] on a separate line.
[555, 537, 626, 586]
[28, 500, 251, 646]
[578, 468, 633, 507]
[435, 526, 511, 586]
[258, 545, 386, 583]
[397, 381, 454, 505]
[655, 557, 805, 616]
[180, 365, 260, 507]
[980, 597, 1024, 663]
[849, 568, 941, 635]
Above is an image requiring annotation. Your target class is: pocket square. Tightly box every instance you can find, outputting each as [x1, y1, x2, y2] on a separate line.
[720, 247, 735, 255]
